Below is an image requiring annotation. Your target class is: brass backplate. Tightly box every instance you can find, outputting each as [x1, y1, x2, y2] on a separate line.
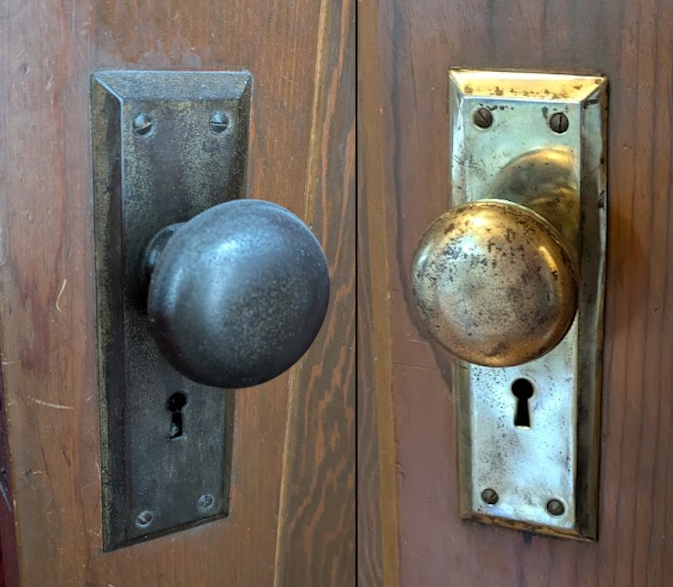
[450, 70, 607, 540]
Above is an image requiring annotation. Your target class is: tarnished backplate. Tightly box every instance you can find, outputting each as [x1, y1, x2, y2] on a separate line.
[91, 71, 251, 550]
[450, 70, 607, 540]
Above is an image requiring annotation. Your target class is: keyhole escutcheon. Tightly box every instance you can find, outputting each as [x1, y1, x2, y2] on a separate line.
[511, 378, 534, 428]
[166, 391, 188, 439]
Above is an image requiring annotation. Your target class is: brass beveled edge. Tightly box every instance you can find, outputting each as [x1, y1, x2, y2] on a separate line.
[449, 68, 607, 104]
[464, 511, 595, 543]
[574, 76, 608, 541]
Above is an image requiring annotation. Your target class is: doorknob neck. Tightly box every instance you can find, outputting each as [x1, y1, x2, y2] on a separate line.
[143, 223, 184, 282]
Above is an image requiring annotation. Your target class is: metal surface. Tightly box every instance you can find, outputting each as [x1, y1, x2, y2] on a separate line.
[412, 200, 578, 366]
[147, 199, 330, 389]
[91, 70, 250, 550]
[428, 69, 605, 540]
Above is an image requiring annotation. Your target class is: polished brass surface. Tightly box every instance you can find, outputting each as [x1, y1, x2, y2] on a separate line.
[419, 69, 608, 540]
[413, 199, 577, 367]
[489, 147, 580, 252]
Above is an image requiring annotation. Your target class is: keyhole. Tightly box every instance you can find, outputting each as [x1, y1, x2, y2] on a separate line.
[166, 392, 188, 440]
[511, 378, 534, 428]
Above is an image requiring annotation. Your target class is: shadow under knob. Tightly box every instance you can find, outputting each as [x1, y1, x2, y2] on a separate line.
[412, 199, 577, 367]
[147, 199, 330, 388]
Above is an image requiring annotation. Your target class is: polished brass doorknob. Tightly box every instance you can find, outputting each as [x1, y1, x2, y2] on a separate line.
[412, 199, 577, 367]
[144, 199, 330, 389]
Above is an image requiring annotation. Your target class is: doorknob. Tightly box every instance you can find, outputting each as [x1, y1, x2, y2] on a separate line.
[412, 198, 577, 367]
[144, 198, 330, 389]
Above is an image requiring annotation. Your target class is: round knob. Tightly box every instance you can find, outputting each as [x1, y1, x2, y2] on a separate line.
[412, 199, 577, 367]
[146, 199, 330, 388]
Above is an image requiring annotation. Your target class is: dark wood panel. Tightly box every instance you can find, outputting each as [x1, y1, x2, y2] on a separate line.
[359, 0, 673, 585]
[274, 0, 356, 585]
[356, 182, 385, 587]
[357, 2, 383, 584]
[0, 0, 354, 585]
[357, 1, 401, 586]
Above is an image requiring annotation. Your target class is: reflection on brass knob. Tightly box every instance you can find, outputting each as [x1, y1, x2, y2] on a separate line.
[145, 199, 330, 389]
[412, 200, 577, 367]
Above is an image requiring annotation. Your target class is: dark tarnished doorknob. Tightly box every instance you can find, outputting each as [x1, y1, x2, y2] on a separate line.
[144, 199, 330, 388]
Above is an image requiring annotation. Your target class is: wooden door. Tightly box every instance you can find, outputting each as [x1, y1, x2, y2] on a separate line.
[0, 1, 355, 586]
[359, 0, 673, 586]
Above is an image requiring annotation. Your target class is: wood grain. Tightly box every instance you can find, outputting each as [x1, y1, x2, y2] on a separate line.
[359, 0, 673, 585]
[0, 0, 354, 585]
[357, 0, 400, 585]
[274, 0, 355, 585]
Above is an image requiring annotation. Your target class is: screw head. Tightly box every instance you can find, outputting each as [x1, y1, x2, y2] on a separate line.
[209, 112, 231, 134]
[135, 510, 154, 528]
[133, 113, 154, 136]
[546, 498, 565, 516]
[473, 107, 493, 129]
[481, 488, 499, 505]
[198, 493, 215, 511]
[549, 112, 569, 134]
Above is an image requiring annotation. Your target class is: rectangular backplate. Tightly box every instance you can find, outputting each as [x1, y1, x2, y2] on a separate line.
[91, 70, 251, 550]
[450, 70, 607, 540]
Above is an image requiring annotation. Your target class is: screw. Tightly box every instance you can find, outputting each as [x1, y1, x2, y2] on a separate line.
[135, 510, 154, 528]
[546, 499, 565, 516]
[133, 113, 154, 136]
[481, 488, 499, 505]
[473, 107, 493, 129]
[198, 493, 215, 510]
[209, 112, 230, 134]
[549, 112, 569, 134]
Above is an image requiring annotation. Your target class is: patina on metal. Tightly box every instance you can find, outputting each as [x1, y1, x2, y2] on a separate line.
[91, 70, 250, 550]
[412, 69, 607, 541]
[413, 199, 578, 367]
[146, 199, 330, 389]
